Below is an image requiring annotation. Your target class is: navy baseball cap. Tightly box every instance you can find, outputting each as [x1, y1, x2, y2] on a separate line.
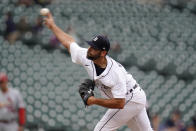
[86, 35, 110, 52]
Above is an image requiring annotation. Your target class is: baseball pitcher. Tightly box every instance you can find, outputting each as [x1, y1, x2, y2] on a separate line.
[44, 12, 153, 131]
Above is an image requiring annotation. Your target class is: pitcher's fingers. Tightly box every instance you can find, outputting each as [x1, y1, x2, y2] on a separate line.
[46, 12, 52, 19]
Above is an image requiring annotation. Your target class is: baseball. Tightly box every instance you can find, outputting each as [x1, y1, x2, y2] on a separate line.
[40, 8, 50, 16]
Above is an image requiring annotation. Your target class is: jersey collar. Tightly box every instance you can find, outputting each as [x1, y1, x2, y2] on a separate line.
[92, 56, 113, 80]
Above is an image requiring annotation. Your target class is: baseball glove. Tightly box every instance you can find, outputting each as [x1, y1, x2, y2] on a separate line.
[78, 79, 95, 106]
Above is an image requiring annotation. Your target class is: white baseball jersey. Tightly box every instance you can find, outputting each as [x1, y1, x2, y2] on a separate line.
[70, 42, 145, 104]
[70, 42, 153, 131]
[0, 87, 25, 121]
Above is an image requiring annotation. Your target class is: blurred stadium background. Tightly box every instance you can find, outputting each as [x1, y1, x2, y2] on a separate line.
[0, 0, 196, 131]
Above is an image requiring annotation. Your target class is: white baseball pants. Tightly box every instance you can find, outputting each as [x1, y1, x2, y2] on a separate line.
[94, 90, 153, 131]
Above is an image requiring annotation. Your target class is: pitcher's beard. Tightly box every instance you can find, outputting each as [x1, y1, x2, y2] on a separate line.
[86, 55, 100, 60]
[87, 53, 101, 60]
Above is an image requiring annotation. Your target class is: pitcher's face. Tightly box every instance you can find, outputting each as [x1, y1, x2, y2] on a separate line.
[87, 46, 102, 60]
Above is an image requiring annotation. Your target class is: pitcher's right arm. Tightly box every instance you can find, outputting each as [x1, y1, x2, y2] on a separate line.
[43, 12, 74, 53]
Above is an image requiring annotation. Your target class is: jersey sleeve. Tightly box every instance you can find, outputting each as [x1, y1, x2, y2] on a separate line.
[70, 42, 88, 65]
